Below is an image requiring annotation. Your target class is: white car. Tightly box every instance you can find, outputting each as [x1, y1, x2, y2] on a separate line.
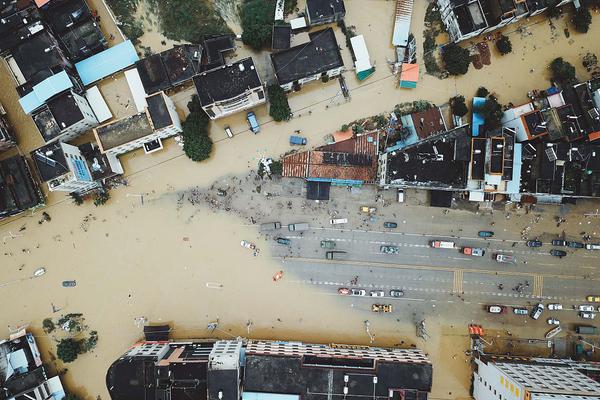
[548, 304, 563, 310]
[546, 318, 560, 325]
[370, 290, 385, 297]
[351, 289, 366, 296]
[580, 312, 596, 320]
[579, 305, 596, 312]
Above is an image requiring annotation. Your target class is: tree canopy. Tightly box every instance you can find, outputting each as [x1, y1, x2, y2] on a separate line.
[268, 85, 291, 121]
[182, 103, 213, 162]
[57, 339, 80, 363]
[241, 0, 275, 50]
[573, 6, 592, 33]
[450, 95, 468, 117]
[442, 43, 471, 75]
[495, 34, 512, 55]
[550, 57, 577, 84]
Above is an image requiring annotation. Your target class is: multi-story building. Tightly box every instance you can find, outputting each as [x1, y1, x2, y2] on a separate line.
[193, 57, 265, 119]
[438, 0, 571, 43]
[270, 28, 345, 92]
[474, 356, 600, 400]
[0, 102, 17, 152]
[0, 155, 44, 220]
[305, 0, 346, 26]
[107, 338, 433, 400]
[30, 141, 122, 193]
[94, 91, 182, 156]
[0, 328, 66, 400]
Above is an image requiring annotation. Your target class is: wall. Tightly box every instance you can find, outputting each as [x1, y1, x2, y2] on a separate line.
[474, 359, 525, 400]
[203, 87, 266, 120]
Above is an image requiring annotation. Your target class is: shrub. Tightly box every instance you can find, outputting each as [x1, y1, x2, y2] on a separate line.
[442, 43, 470, 75]
[57, 339, 81, 363]
[476, 87, 489, 98]
[550, 57, 577, 84]
[182, 109, 213, 162]
[42, 318, 55, 333]
[268, 84, 291, 121]
[270, 160, 283, 175]
[573, 6, 592, 33]
[156, 0, 230, 43]
[69, 192, 83, 206]
[241, 0, 275, 50]
[495, 34, 512, 55]
[450, 95, 468, 117]
[93, 191, 110, 207]
[481, 95, 503, 129]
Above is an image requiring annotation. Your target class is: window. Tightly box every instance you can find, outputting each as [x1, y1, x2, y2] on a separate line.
[257, 90, 264, 100]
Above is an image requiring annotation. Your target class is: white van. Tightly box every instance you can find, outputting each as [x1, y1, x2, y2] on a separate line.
[330, 218, 348, 225]
[397, 189, 405, 203]
[586, 243, 600, 250]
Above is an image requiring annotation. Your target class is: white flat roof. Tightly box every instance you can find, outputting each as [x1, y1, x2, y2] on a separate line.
[290, 16, 307, 30]
[350, 35, 372, 72]
[125, 68, 148, 113]
[85, 86, 113, 123]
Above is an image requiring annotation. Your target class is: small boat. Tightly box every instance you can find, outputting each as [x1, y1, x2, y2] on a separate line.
[545, 326, 562, 339]
[240, 240, 256, 250]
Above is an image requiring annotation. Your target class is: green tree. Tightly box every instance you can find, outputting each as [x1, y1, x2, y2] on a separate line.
[450, 95, 468, 117]
[550, 57, 577, 84]
[476, 87, 489, 98]
[241, 0, 275, 50]
[268, 85, 291, 121]
[495, 34, 512, 55]
[93, 191, 110, 207]
[42, 318, 55, 333]
[270, 160, 283, 175]
[573, 6, 592, 33]
[182, 110, 213, 162]
[57, 339, 81, 363]
[157, 0, 230, 43]
[442, 43, 471, 75]
[481, 95, 503, 129]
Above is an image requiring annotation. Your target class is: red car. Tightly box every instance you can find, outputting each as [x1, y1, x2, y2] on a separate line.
[338, 288, 350, 295]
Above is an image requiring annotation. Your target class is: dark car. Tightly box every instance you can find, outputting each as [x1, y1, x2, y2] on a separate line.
[526, 240, 543, 247]
[389, 289, 404, 297]
[62, 280, 76, 287]
[567, 241, 585, 249]
[478, 231, 494, 238]
[383, 222, 398, 229]
[276, 237, 291, 245]
[551, 239, 566, 246]
[550, 249, 567, 258]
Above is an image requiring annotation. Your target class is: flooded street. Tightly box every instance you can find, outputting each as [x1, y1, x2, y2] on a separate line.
[1, 1, 600, 399]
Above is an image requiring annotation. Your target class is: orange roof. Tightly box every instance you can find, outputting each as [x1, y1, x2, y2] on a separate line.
[589, 131, 600, 142]
[400, 63, 419, 82]
[35, 0, 51, 7]
[333, 129, 353, 143]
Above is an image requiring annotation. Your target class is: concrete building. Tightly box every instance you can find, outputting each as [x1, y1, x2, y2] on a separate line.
[94, 91, 181, 156]
[270, 28, 344, 92]
[0, 328, 66, 400]
[473, 356, 600, 400]
[32, 89, 99, 143]
[193, 57, 265, 119]
[31, 141, 122, 193]
[305, 0, 346, 26]
[0, 155, 44, 220]
[0, 102, 17, 152]
[106, 338, 432, 400]
[438, 0, 571, 43]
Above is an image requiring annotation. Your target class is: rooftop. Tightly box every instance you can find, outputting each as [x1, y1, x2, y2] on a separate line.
[202, 35, 235, 69]
[75, 40, 139, 85]
[193, 57, 262, 106]
[94, 113, 153, 152]
[270, 28, 344, 85]
[30, 142, 69, 182]
[452, 1, 487, 36]
[0, 156, 43, 218]
[385, 125, 471, 189]
[272, 25, 292, 50]
[146, 92, 173, 130]
[306, 0, 346, 22]
[11, 29, 69, 85]
[32, 91, 85, 141]
[0, 7, 42, 54]
[135, 45, 201, 95]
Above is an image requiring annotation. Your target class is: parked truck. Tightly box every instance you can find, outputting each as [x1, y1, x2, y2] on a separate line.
[575, 325, 599, 334]
[260, 222, 281, 231]
[326, 251, 348, 260]
[288, 222, 309, 231]
[289, 135, 307, 145]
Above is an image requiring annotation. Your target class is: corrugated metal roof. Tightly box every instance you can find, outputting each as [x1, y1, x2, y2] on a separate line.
[282, 151, 310, 178]
[75, 40, 139, 85]
[19, 71, 73, 114]
[392, 0, 414, 47]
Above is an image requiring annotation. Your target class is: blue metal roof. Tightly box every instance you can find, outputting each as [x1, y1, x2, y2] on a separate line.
[75, 40, 139, 85]
[472, 97, 486, 137]
[18, 71, 73, 114]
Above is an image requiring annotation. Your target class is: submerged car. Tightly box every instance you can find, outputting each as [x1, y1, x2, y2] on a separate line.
[338, 288, 350, 295]
[62, 280, 76, 287]
[513, 307, 528, 315]
[495, 254, 516, 263]
[370, 290, 385, 297]
[550, 249, 567, 258]
[389, 290, 404, 297]
[551, 239, 567, 246]
[320, 240, 336, 249]
[383, 222, 398, 229]
[580, 312, 596, 320]
[478, 231, 494, 238]
[531, 303, 545, 320]
[527, 240, 543, 247]
[276, 237, 291, 245]
[586, 295, 600, 303]
[547, 318, 560, 325]
[579, 305, 596, 312]
[567, 241, 585, 248]
[372, 304, 393, 313]
[380, 245, 399, 254]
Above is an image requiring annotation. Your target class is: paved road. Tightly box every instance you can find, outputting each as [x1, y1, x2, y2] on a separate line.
[263, 225, 600, 329]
